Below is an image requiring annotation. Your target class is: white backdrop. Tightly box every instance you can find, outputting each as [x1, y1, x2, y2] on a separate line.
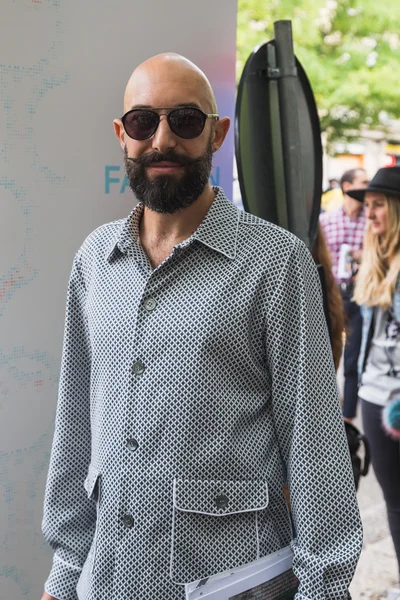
[0, 2, 237, 597]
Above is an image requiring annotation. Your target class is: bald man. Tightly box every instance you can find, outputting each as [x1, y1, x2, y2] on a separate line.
[41, 54, 362, 600]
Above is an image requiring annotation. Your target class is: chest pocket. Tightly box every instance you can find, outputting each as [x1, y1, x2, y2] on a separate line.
[84, 464, 101, 500]
[170, 478, 269, 585]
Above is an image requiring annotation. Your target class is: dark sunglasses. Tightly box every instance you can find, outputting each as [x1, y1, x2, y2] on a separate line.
[121, 106, 219, 141]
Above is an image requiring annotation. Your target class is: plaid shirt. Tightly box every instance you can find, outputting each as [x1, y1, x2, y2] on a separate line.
[319, 207, 366, 283]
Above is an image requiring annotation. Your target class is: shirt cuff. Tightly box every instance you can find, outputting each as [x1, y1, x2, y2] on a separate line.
[45, 555, 81, 600]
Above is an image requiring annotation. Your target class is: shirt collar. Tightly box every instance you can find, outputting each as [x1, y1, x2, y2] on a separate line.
[106, 202, 144, 263]
[340, 205, 365, 221]
[106, 187, 239, 263]
[190, 187, 239, 259]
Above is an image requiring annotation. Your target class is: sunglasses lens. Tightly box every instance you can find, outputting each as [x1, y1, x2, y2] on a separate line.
[168, 108, 206, 139]
[123, 110, 159, 140]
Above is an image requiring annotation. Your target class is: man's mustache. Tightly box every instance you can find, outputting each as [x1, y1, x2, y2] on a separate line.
[125, 151, 198, 167]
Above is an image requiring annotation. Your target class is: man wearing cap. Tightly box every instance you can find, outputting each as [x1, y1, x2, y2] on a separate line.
[41, 53, 362, 600]
[320, 168, 369, 421]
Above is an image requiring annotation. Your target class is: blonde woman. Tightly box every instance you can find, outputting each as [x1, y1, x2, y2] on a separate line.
[349, 166, 400, 595]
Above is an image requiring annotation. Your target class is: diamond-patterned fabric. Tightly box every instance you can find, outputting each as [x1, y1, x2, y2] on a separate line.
[42, 188, 362, 599]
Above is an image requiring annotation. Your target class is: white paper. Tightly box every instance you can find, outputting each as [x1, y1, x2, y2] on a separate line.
[337, 243, 353, 280]
[185, 546, 298, 599]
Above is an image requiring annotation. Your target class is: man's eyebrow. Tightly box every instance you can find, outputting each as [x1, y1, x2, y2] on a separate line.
[128, 102, 203, 110]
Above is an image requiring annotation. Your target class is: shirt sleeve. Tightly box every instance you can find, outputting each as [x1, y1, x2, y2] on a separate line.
[265, 237, 363, 599]
[42, 253, 95, 600]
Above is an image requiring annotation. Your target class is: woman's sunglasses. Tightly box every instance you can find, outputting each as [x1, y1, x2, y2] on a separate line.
[121, 106, 219, 141]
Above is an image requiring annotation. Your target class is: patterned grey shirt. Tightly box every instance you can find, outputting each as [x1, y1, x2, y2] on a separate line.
[43, 188, 362, 600]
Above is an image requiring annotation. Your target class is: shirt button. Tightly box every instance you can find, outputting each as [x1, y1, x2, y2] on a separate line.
[215, 495, 229, 509]
[126, 438, 138, 452]
[122, 514, 134, 529]
[132, 361, 145, 375]
[144, 297, 157, 312]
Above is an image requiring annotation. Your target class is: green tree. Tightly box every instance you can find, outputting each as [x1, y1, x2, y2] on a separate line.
[237, 0, 400, 145]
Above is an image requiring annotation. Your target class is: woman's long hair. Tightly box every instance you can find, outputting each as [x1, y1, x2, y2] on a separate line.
[312, 225, 345, 371]
[353, 194, 400, 309]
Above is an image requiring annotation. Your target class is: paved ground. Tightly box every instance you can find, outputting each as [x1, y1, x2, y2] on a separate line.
[335, 359, 399, 600]
[348, 415, 399, 600]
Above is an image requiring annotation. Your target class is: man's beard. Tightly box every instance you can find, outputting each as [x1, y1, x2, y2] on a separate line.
[123, 141, 213, 214]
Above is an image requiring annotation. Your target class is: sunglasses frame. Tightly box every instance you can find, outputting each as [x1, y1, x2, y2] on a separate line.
[120, 106, 219, 141]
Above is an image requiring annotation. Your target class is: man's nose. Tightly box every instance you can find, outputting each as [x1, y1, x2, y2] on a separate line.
[151, 114, 177, 153]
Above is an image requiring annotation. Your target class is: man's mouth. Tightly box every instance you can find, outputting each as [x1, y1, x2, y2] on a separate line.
[146, 162, 184, 173]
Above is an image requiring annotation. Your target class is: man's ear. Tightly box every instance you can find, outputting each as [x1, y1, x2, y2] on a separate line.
[113, 119, 125, 151]
[342, 181, 351, 193]
[212, 117, 230, 152]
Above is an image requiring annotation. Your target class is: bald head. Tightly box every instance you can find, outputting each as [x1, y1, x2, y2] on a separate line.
[123, 53, 218, 115]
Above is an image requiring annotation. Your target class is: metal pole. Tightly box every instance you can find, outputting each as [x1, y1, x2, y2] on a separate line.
[274, 20, 310, 247]
[266, 43, 288, 231]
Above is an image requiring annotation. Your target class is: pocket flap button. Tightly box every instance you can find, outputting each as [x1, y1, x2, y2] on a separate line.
[215, 494, 229, 509]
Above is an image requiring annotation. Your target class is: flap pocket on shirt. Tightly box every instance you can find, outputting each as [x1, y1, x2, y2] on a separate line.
[79, 464, 102, 589]
[84, 464, 101, 500]
[173, 478, 269, 515]
[170, 479, 269, 585]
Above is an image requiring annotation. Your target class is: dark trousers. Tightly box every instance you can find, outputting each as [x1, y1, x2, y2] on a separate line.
[341, 291, 362, 419]
[361, 398, 400, 575]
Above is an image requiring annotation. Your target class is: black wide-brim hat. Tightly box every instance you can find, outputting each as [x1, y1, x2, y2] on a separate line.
[347, 166, 400, 202]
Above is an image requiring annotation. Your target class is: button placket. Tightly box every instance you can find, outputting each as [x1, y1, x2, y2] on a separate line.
[131, 361, 145, 376]
[122, 513, 134, 529]
[126, 438, 138, 452]
[143, 297, 157, 312]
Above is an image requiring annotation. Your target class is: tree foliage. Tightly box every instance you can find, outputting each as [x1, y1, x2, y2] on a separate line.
[237, 0, 400, 145]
